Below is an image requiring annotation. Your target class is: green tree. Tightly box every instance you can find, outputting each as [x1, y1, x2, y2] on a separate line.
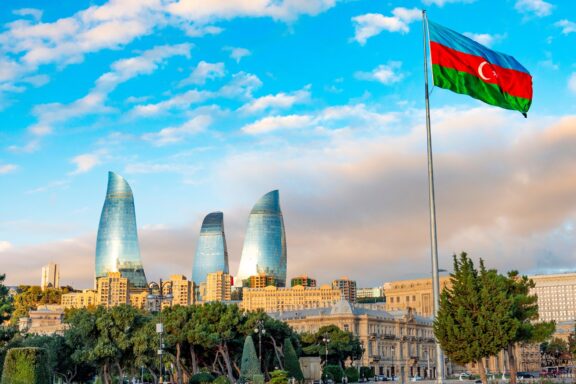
[10, 285, 73, 324]
[0, 274, 13, 323]
[434, 253, 517, 384]
[344, 367, 359, 383]
[163, 305, 192, 384]
[283, 338, 304, 382]
[504, 271, 555, 384]
[240, 335, 261, 380]
[301, 325, 362, 367]
[323, 365, 344, 383]
[132, 314, 161, 383]
[1, 347, 51, 384]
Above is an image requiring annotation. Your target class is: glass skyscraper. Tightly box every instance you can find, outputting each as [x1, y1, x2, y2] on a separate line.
[192, 212, 229, 285]
[236, 190, 287, 287]
[95, 171, 147, 288]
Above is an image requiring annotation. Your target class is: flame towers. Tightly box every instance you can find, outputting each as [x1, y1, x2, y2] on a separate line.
[192, 212, 229, 285]
[95, 172, 147, 288]
[236, 190, 287, 287]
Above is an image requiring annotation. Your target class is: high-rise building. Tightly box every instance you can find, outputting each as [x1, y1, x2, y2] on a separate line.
[236, 190, 287, 287]
[96, 272, 129, 308]
[205, 271, 232, 302]
[383, 276, 452, 317]
[95, 172, 147, 289]
[529, 272, 576, 322]
[291, 275, 317, 287]
[243, 273, 278, 288]
[192, 212, 229, 285]
[41, 263, 59, 291]
[332, 277, 358, 303]
[169, 274, 193, 306]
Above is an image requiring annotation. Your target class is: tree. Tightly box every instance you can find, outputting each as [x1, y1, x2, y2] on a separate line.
[240, 335, 261, 380]
[1, 347, 51, 384]
[503, 271, 555, 384]
[0, 274, 13, 323]
[434, 253, 517, 384]
[301, 325, 362, 367]
[283, 338, 304, 382]
[163, 305, 193, 384]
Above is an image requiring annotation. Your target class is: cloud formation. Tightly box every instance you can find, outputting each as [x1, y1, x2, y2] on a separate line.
[514, 0, 553, 17]
[351, 8, 420, 45]
[354, 62, 405, 84]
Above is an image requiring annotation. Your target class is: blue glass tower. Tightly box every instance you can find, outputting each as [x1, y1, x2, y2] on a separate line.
[95, 172, 147, 288]
[236, 190, 287, 287]
[192, 212, 229, 285]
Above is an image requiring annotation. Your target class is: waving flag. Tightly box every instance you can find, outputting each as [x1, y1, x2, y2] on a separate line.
[428, 20, 532, 116]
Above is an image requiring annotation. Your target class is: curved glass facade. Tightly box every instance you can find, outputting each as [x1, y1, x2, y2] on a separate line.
[192, 212, 229, 284]
[236, 190, 287, 287]
[95, 172, 147, 288]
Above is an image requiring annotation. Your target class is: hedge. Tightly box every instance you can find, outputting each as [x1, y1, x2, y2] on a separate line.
[1, 347, 51, 384]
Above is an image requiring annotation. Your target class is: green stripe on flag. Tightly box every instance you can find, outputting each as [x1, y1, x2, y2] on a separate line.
[432, 64, 531, 114]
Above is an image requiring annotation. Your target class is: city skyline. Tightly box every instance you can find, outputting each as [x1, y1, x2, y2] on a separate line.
[1, 0, 576, 288]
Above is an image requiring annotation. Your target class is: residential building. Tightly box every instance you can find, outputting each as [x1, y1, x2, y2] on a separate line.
[333, 277, 357, 303]
[529, 272, 576, 322]
[236, 190, 287, 287]
[95, 171, 147, 289]
[205, 271, 232, 302]
[61, 289, 97, 309]
[384, 276, 451, 317]
[41, 263, 60, 291]
[243, 273, 278, 288]
[169, 274, 193, 306]
[291, 275, 317, 287]
[192, 212, 229, 286]
[241, 284, 342, 312]
[357, 287, 384, 299]
[96, 272, 129, 307]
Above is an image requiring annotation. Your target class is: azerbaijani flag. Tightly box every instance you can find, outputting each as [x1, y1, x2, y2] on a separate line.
[428, 20, 532, 116]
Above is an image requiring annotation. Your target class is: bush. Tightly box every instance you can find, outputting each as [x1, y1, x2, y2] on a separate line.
[323, 365, 344, 383]
[344, 367, 359, 383]
[283, 338, 304, 382]
[270, 370, 289, 384]
[189, 372, 215, 384]
[359, 367, 374, 380]
[213, 376, 231, 384]
[253, 373, 264, 384]
[1, 347, 51, 384]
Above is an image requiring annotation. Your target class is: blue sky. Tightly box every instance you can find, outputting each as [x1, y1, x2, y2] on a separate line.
[1, 0, 575, 288]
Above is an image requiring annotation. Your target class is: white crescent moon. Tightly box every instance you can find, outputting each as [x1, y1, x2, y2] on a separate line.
[478, 61, 491, 81]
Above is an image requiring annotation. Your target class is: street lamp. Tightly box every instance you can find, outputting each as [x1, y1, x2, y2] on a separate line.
[147, 279, 173, 383]
[391, 346, 395, 380]
[254, 319, 266, 369]
[424, 350, 430, 379]
[323, 333, 331, 383]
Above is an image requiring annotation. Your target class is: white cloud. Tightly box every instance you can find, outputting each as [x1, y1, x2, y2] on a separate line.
[462, 32, 505, 47]
[422, 0, 475, 5]
[555, 20, 576, 35]
[69, 153, 102, 175]
[0, 241, 12, 253]
[125, 162, 199, 175]
[355, 62, 405, 85]
[352, 8, 421, 45]
[12, 8, 43, 22]
[238, 87, 310, 114]
[131, 90, 213, 116]
[515, 0, 553, 17]
[569, 73, 576, 94]
[179, 61, 225, 86]
[142, 115, 212, 145]
[242, 114, 313, 134]
[224, 46, 251, 63]
[0, 164, 18, 174]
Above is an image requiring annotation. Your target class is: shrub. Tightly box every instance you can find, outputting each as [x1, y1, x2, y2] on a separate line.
[270, 370, 289, 384]
[344, 367, 359, 383]
[253, 374, 264, 384]
[283, 338, 304, 382]
[240, 335, 261, 380]
[213, 376, 231, 384]
[323, 365, 344, 383]
[359, 367, 374, 379]
[1, 347, 51, 384]
[189, 372, 215, 384]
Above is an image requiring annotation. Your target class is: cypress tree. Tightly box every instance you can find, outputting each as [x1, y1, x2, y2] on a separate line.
[434, 253, 517, 384]
[240, 335, 261, 380]
[283, 338, 304, 382]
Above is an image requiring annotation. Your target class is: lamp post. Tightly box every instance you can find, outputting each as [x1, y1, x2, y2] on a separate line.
[254, 319, 266, 370]
[147, 278, 173, 383]
[391, 346, 395, 380]
[323, 333, 331, 383]
[424, 350, 430, 379]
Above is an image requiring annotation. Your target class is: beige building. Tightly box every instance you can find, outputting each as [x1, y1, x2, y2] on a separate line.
[96, 272, 129, 307]
[61, 289, 97, 309]
[357, 287, 384, 299]
[41, 263, 60, 291]
[333, 277, 357, 303]
[272, 300, 450, 380]
[529, 272, 576, 322]
[205, 271, 231, 302]
[291, 275, 317, 287]
[242, 284, 343, 312]
[19, 305, 67, 335]
[168, 275, 193, 306]
[384, 276, 451, 317]
[244, 273, 278, 288]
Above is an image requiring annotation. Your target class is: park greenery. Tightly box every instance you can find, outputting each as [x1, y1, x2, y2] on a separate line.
[434, 253, 555, 384]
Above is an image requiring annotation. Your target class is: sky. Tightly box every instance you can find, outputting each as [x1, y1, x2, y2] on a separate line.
[1, 0, 575, 289]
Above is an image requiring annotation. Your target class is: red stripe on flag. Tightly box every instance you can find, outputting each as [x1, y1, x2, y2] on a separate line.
[430, 41, 532, 100]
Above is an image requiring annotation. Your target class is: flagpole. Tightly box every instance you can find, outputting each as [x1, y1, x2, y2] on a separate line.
[422, 10, 445, 384]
